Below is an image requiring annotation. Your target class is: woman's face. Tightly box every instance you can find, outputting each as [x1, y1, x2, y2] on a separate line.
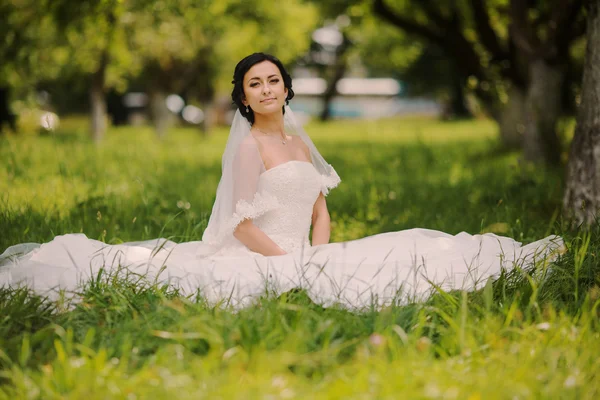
[242, 60, 288, 117]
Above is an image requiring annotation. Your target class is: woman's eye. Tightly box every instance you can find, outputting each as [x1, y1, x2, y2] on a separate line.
[270, 79, 279, 84]
[250, 83, 259, 87]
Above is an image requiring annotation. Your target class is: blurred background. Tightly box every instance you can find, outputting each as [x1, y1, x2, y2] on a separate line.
[0, 0, 586, 166]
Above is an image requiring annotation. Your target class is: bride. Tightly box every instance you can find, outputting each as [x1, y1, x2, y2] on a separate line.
[0, 53, 564, 309]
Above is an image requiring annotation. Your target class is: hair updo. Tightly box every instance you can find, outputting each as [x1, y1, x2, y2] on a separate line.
[231, 52, 295, 124]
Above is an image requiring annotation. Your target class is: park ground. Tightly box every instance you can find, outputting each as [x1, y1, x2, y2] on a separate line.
[0, 116, 599, 398]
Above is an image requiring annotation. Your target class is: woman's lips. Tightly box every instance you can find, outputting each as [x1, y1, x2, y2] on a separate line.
[261, 98, 276, 103]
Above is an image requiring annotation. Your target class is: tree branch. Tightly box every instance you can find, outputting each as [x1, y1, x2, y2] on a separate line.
[469, 0, 507, 60]
[419, 0, 451, 27]
[373, 0, 491, 85]
[509, 0, 539, 56]
[550, 0, 585, 56]
[373, 0, 508, 112]
[549, 0, 582, 38]
[468, 0, 527, 86]
[372, 0, 444, 46]
[569, 15, 587, 42]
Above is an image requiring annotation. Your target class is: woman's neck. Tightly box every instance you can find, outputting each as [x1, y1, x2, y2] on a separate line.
[252, 111, 285, 134]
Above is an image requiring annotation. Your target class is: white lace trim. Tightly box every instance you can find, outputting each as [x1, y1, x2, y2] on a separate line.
[205, 191, 281, 248]
[321, 167, 341, 196]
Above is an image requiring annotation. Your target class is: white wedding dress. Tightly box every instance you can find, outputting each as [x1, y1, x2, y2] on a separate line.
[0, 160, 563, 309]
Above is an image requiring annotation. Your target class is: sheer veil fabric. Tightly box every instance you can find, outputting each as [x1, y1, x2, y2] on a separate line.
[200, 105, 340, 257]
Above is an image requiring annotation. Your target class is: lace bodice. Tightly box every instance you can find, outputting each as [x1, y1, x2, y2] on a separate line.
[212, 160, 325, 256]
[254, 160, 323, 252]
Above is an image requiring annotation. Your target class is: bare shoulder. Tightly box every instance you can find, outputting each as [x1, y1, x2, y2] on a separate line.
[239, 133, 262, 152]
[241, 133, 258, 146]
[291, 135, 311, 159]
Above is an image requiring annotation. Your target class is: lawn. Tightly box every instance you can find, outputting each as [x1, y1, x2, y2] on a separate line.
[0, 115, 598, 398]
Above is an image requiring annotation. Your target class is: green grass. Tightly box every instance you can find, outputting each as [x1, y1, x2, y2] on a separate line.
[0, 116, 599, 398]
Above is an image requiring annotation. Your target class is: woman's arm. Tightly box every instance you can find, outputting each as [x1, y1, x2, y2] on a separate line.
[234, 219, 287, 256]
[311, 193, 331, 246]
[292, 136, 331, 246]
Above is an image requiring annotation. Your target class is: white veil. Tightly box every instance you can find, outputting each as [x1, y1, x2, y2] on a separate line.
[200, 105, 341, 255]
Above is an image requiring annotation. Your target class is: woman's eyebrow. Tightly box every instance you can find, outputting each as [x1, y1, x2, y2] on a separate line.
[248, 74, 279, 81]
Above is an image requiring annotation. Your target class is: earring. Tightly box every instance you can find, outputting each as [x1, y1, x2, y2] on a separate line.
[245, 105, 249, 113]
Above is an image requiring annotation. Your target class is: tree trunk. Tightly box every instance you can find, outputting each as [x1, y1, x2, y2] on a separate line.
[448, 75, 471, 119]
[0, 86, 17, 133]
[149, 90, 171, 139]
[496, 85, 526, 149]
[320, 62, 347, 121]
[89, 10, 117, 143]
[563, 0, 600, 226]
[523, 59, 564, 165]
[320, 33, 350, 122]
[90, 54, 108, 143]
[199, 101, 214, 137]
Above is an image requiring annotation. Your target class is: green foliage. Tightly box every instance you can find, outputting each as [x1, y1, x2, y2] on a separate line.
[0, 116, 599, 397]
[353, 14, 423, 79]
[1, 0, 319, 122]
[0, 0, 61, 88]
[307, 0, 423, 80]
[209, 0, 318, 93]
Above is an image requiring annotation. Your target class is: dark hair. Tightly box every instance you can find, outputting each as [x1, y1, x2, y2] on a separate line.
[231, 53, 295, 124]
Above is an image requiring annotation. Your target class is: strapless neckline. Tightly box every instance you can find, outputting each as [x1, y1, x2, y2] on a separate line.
[261, 160, 314, 178]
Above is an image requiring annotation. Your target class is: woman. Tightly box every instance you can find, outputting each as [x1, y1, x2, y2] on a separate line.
[200, 52, 340, 259]
[0, 53, 563, 309]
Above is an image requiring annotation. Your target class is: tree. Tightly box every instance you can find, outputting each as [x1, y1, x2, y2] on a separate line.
[0, 0, 63, 132]
[38, 0, 317, 140]
[303, 1, 426, 121]
[319, 28, 352, 122]
[563, 0, 600, 226]
[130, 0, 222, 138]
[133, 0, 318, 136]
[509, 0, 585, 164]
[372, 0, 585, 163]
[48, 0, 146, 142]
[300, 23, 353, 122]
[373, 0, 520, 144]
